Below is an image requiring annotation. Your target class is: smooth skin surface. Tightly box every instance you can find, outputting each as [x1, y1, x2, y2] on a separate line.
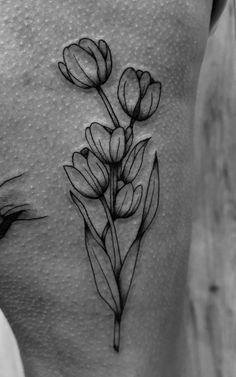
[0, 1, 227, 377]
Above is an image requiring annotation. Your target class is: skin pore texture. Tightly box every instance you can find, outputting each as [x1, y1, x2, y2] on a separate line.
[0, 1, 226, 377]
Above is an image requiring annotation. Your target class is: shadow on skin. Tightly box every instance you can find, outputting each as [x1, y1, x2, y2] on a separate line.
[0, 173, 47, 240]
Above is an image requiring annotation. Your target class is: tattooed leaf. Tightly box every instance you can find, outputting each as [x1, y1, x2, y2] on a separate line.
[119, 236, 142, 306]
[119, 154, 160, 306]
[70, 192, 103, 248]
[103, 225, 116, 268]
[122, 139, 150, 183]
[139, 153, 160, 235]
[102, 221, 110, 242]
[85, 223, 121, 314]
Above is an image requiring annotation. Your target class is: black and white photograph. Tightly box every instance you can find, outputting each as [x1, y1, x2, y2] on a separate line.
[0, 1, 234, 376]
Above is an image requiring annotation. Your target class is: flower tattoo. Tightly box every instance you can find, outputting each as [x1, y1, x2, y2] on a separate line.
[118, 67, 162, 122]
[58, 37, 162, 352]
[58, 38, 112, 89]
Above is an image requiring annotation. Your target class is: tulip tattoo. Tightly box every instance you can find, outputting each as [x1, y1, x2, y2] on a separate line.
[118, 68, 162, 123]
[58, 38, 112, 89]
[59, 37, 162, 352]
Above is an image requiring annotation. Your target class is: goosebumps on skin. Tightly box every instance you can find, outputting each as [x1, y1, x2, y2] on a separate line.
[0, 1, 227, 377]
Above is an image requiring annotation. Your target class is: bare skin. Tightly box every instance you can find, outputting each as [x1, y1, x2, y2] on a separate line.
[0, 1, 227, 376]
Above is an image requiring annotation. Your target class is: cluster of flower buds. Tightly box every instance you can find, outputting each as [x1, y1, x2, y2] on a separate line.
[59, 37, 161, 352]
[58, 38, 161, 122]
[59, 37, 162, 218]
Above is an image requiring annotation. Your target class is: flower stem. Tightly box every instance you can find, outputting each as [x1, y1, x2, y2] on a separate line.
[110, 165, 118, 216]
[97, 87, 120, 128]
[110, 166, 115, 215]
[101, 221, 109, 241]
[129, 118, 135, 128]
[114, 165, 118, 198]
[113, 315, 121, 352]
[100, 195, 121, 273]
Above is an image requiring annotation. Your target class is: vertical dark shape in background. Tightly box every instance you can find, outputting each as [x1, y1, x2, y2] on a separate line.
[187, 1, 236, 376]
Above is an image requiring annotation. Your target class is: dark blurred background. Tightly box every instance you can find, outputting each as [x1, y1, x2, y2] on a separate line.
[0, 1, 235, 376]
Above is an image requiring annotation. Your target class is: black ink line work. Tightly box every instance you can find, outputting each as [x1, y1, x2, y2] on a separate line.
[0, 173, 25, 189]
[0, 203, 47, 240]
[0, 174, 47, 240]
[58, 38, 162, 352]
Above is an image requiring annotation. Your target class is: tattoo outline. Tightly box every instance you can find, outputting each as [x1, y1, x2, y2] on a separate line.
[58, 38, 161, 351]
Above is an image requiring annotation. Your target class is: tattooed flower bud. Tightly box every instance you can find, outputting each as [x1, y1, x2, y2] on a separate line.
[118, 67, 161, 122]
[115, 183, 142, 218]
[121, 139, 150, 183]
[64, 151, 109, 199]
[85, 123, 126, 164]
[58, 38, 112, 89]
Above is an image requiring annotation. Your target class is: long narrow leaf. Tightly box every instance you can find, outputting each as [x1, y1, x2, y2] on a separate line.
[70, 191, 104, 248]
[85, 223, 121, 314]
[119, 153, 160, 307]
[139, 153, 160, 235]
[119, 236, 141, 307]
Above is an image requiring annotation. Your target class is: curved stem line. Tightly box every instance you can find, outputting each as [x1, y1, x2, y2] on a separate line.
[70, 192, 104, 248]
[102, 221, 110, 241]
[3, 204, 29, 216]
[113, 315, 121, 352]
[110, 166, 115, 215]
[100, 196, 121, 274]
[91, 247, 119, 314]
[129, 118, 135, 129]
[15, 216, 48, 222]
[97, 87, 120, 128]
[0, 173, 25, 189]
[110, 165, 118, 216]
[113, 165, 118, 204]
